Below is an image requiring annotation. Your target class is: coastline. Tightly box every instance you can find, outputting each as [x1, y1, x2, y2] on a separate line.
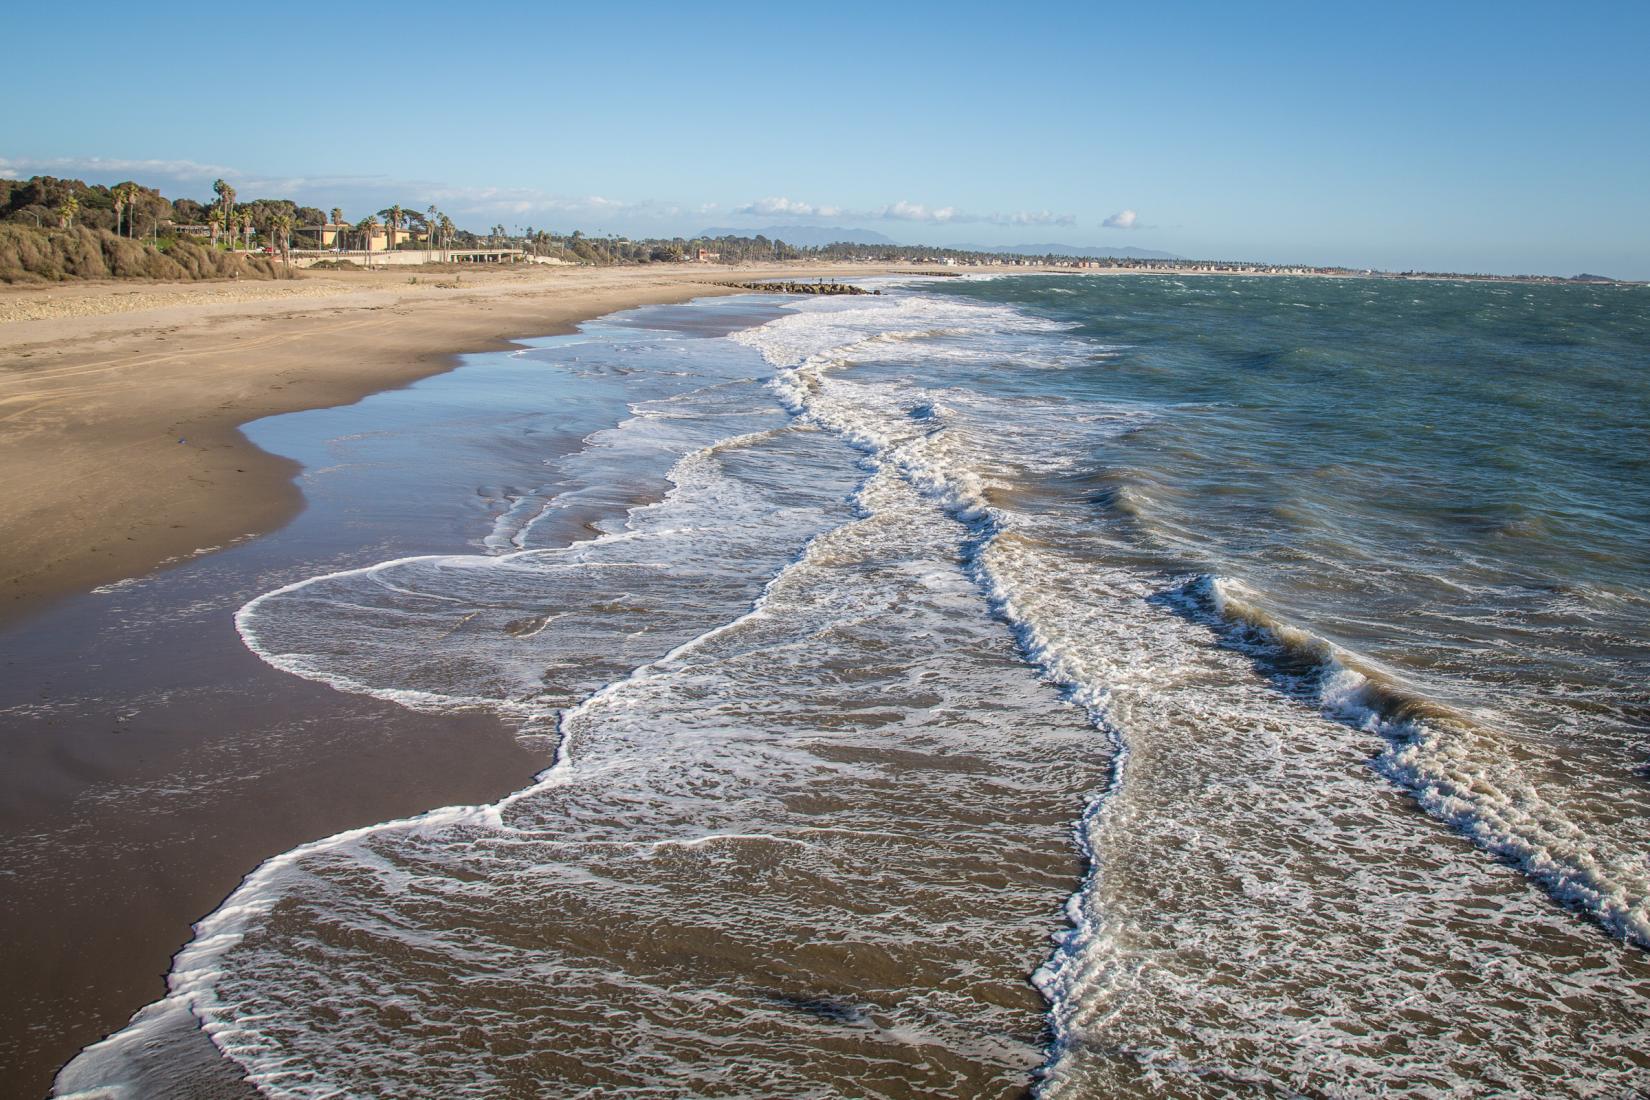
[0, 287, 800, 1095]
[11, 258, 1590, 627]
[5, 264, 1643, 1097]
[0, 271, 937, 1093]
[30, 282, 1094, 1097]
[0, 262, 926, 626]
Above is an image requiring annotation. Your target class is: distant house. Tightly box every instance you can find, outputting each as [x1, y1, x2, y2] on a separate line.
[296, 223, 428, 251]
[162, 223, 213, 238]
[695, 248, 720, 262]
[297, 223, 349, 249]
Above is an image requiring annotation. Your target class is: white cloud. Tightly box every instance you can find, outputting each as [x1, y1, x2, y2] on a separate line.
[0, 155, 241, 184]
[0, 156, 402, 203]
[1102, 209, 1139, 229]
[737, 196, 843, 218]
[878, 200, 955, 222]
[310, 182, 687, 224]
[733, 197, 1074, 227]
[0, 156, 667, 221]
[994, 209, 1077, 227]
[0, 155, 1081, 234]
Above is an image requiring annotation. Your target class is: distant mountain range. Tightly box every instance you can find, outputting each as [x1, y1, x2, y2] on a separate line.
[700, 225, 898, 246]
[698, 225, 1181, 260]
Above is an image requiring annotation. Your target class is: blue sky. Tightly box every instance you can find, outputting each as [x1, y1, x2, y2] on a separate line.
[3, 1, 1647, 276]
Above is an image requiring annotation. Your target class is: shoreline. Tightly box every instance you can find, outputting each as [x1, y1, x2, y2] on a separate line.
[13, 256, 1615, 630]
[0, 262, 943, 627]
[28, 283, 1083, 1097]
[0, 290, 783, 1095]
[7, 262, 1641, 1096]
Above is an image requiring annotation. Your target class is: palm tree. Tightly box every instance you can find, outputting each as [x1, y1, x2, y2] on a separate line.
[382, 205, 404, 250]
[329, 207, 343, 249]
[212, 179, 236, 229]
[240, 211, 254, 251]
[207, 209, 223, 246]
[439, 214, 454, 261]
[57, 194, 79, 228]
[111, 186, 127, 238]
[272, 212, 294, 266]
[122, 183, 142, 237]
[359, 214, 380, 259]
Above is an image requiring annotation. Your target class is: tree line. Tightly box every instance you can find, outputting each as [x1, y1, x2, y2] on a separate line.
[0, 177, 1017, 266]
[0, 176, 459, 259]
[0, 173, 1231, 271]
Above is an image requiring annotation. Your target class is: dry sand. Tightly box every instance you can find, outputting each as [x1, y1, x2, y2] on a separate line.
[0, 262, 906, 625]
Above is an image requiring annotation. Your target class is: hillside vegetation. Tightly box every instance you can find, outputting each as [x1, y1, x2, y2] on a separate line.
[0, 225, 291, 284]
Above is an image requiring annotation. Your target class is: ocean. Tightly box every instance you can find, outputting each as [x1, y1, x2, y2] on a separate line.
[55, 274, 1650, 1097]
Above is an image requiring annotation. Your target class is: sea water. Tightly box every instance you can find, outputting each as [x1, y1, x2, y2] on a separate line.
[58, 276, 1650, 1097]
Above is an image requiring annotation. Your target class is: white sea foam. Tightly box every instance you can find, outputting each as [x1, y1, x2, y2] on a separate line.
[58, 286, 1650, 1098]
[1183, 572, 1650, 947]
[731, 291, 1650, 1094]
[744, 290, 1650, 944]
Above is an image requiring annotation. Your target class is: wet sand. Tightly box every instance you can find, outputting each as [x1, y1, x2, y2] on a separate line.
[0, 269, 894, 1096]
[28, 293, 1101, 1098]
[0, 262, 913, 626]
[0, 621, 536, 1098]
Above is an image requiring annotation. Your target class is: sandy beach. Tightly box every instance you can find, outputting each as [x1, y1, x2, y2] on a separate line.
[9, 6, 1643, 1092]
[4, 262, 1647, 1098]
[0, 262, 916, 626]
[0, 262, 902, 1095]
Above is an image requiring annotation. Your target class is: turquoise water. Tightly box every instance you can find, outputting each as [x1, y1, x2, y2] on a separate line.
[59, 277, 1650, 1097]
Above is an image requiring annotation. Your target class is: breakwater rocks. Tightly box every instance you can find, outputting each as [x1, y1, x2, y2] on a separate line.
[719, 280, 877, 296]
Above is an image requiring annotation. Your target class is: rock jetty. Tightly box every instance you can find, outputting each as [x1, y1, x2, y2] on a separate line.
[719, 280, 877, 295]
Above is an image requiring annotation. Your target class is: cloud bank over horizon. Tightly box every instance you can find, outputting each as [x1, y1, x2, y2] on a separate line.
[738, 196, 1076, 227]
[0, 155, 685, 226]
[0, 156, 1087, 239]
